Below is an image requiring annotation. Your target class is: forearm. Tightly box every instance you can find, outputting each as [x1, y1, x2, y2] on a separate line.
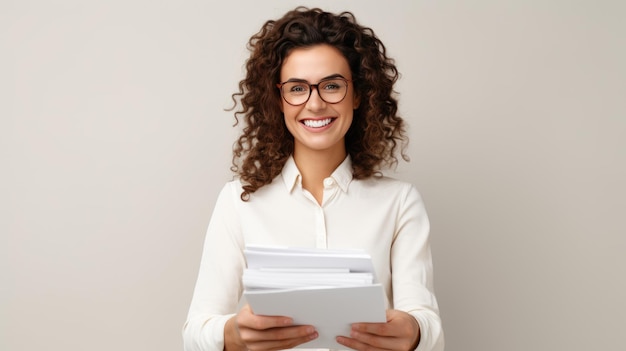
[392, 185, 444, 351]
[183, 314, 234, 351]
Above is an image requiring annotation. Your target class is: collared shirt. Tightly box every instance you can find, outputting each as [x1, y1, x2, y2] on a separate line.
[183, 156, 444, 351]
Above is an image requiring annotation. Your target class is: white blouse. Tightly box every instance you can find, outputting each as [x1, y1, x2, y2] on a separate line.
[183, 156, 444, 351]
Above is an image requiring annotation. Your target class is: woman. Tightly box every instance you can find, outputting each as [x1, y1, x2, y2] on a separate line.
[183, 7, 444, 351]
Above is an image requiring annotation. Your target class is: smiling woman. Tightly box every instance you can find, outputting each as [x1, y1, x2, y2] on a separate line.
[183, 6, 444, 351]
[228, 7, 409, 203]
[279, 44, 358, 196]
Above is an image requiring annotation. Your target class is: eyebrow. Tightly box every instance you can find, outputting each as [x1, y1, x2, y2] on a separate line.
[282, 73, 347, 83]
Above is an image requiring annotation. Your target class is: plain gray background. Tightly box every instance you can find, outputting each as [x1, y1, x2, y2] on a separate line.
[2, 0, 625, 350]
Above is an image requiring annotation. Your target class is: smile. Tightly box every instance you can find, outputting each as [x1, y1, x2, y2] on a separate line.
[302, 118, 334, 128]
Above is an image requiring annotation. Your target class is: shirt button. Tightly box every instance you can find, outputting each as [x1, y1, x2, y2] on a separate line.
[323, 178, 335, 187]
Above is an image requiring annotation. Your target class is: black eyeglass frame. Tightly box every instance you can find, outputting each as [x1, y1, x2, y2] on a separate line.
[276, 77, 352, 106]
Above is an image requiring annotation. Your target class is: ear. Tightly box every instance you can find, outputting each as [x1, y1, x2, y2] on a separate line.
[353, 92, 361, 109]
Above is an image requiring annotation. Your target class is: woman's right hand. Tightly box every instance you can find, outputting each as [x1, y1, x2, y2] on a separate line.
[225, 304, 318, 351]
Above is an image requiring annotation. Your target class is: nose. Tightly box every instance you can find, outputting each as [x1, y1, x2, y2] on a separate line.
[306, 85, 326, 109]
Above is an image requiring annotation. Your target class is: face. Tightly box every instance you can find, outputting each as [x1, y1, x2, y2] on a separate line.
[279, 44, 359, 158]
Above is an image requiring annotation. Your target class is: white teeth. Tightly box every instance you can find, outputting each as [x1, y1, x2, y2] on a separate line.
[303, 118, 332, 128]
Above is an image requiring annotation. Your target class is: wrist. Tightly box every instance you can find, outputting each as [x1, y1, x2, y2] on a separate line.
[409, 315, 421, 350]
[224, 316, 246, 351]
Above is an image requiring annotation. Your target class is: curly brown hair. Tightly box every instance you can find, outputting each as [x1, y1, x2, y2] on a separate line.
[230, 6, 408, 200]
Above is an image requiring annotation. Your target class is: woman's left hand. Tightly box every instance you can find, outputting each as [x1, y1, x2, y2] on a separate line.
[335, 309, 420, 351]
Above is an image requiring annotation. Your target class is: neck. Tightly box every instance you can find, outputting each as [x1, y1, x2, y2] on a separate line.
[293, 147, 346, 204]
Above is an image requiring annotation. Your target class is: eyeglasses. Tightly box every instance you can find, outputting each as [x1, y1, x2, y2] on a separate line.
[277, 77, 351, 106]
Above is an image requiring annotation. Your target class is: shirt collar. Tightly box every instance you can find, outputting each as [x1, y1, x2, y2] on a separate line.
[281, 156, 301, 192]
[281, 155, 354, 193]
[332, 156, 353, 193]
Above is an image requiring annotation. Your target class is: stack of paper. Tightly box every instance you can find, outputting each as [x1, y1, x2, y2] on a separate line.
[242, 245, 386, 349]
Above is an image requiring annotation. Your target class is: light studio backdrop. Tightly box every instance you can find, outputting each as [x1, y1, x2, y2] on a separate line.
[2, 1, 624, 350]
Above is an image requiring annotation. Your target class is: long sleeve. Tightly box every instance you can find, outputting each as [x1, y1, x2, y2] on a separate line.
[182, 157, 444, 351]
[183, 182, 245, 351]
[391, 185, 444, 351]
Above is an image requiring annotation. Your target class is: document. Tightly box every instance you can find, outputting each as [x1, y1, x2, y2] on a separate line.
[242, 245, 387, 349]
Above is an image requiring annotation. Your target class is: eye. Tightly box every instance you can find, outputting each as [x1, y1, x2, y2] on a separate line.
[285, 82, 309, 94]
[320, 80, 344, 92]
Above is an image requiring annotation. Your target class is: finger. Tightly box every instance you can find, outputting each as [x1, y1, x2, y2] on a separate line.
[349, 329, 398, 350]
[351, 322, 397, 337]
[350, 321, 419, 350]
[352, 311, 416, 338]
[240, 325, 316, 343]
[238, 304, 294, 331]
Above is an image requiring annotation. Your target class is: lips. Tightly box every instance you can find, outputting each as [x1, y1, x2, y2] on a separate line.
[302, 118, 334, 128]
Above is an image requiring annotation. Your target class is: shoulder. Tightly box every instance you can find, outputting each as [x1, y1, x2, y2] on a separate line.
[212, 179, 248, 209]
[218, 179, 243, 197]
[356, 175, 415, 193]
[352, 175, 424, 204]
[218, 178, 284, 203]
